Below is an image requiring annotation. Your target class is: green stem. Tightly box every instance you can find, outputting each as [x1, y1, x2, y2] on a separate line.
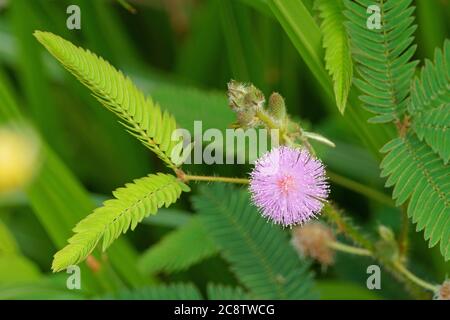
[323, 203, 374, 251]
[393, 261, 438, 292]
[116, 0, 136, 13]
[327, 241, 372, 256]
[255, 109, 290, 145]
[327, 171, 395, 207]
[184, 174, 249, 184]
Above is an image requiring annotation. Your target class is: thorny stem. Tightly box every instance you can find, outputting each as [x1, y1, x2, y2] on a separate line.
[323, 203, 374, 252]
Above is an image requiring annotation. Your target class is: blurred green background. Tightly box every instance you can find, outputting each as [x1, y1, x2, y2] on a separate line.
[0, 0, 448, 299]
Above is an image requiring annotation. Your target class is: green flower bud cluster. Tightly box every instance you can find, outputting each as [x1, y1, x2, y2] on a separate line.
[227, 80, 287, 129]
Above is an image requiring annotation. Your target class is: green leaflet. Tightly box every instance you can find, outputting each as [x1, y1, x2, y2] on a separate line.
[380, 134, 450, 260]
[316, 0, 353, 114]
[345, 0, 419, 123]
[193, 184, 316, 300]
[108, 283, 202, 300]
[207, 284, 250, 300]
[410, 40, 450, 163]
[52, 174, 190, 272]
[34, 31, 181, 170]
[138, 217, 218, 275]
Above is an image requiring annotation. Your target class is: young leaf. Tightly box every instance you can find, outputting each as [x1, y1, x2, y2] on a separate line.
[138, 217, 218, 274]
[410, 40, 450, 163]
[380, 134, 450, 260]
[316, 0, 353, 113]
[345, 0, 419, 123]
[193, 184, 316, 299]
[34, 31, 180, 170]
[52, 174, 190, 272]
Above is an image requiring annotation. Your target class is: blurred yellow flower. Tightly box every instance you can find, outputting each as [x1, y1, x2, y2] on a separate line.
[0, 127, 40, 193]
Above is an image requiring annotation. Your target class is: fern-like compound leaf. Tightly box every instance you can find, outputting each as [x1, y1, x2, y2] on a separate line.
[138, 217, 218, 274]
[380, 134, 450, 260]
[193, 184, 316, 299]
[345, 0, 418, 123]
[317, 0, 353, 114]
[34, 31, 181, 170]
[410, 40, 450, 163]
[52, 174, 190, 272]
[207, 284, 250, 300]
[110, 283, 202, 300]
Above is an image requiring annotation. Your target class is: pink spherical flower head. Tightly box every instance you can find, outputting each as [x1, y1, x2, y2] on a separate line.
[249, 146, 329, 226]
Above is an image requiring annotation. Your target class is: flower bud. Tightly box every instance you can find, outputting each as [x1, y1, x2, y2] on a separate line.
[235, 109, 258, 129]
[268, 92, 286, 122]
[227, 80, 265, 112]
[375, 225, 398, 261]
[291, 221, 335, 266]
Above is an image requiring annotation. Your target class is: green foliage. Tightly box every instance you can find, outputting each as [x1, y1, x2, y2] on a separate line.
[410, 40, 450, 163]
[193, 184, 316, 300]
[52, 174, 190, 272]
[138, 217, 218, 274]
[149, 84, 234, 133]
[34, 31, 181, 170]
[110, 283, 202, 300]
[207, 284, 250, 300]
[0, 67, 146, 291]
[316, 0, 353, 113]
[345, 0, 419, 123]
[0, 220, 18, 255]
[316, 280, 382, 300]
[0, 256, 41, 284]
[380, 134, 449, 260]
[0, 220, 41, 284]
[0, 278, 85, 300]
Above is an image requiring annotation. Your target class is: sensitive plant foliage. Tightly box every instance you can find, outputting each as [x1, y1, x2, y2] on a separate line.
[12, 0, 447, 300]
[345, 0, 450, 260]
[34, 31, 181, 170]
[249, 146, 329, 226]
[345, 0, 418, 123]
[380, 135, 449, 260]
[316, 0, 353, 113]
[52, 174, 189, 272]
[410, 41, 450, 164]
[194, 184, 316, 299]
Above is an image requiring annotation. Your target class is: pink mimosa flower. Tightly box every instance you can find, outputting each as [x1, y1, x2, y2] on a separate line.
[249, 146, 329, 226]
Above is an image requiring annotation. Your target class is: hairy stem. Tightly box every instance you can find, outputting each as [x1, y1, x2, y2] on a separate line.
[183, 174, 249, 185]
[327, 241, 372, 256]
[323, 203, 374, 251]
[392, 261, 438, 292]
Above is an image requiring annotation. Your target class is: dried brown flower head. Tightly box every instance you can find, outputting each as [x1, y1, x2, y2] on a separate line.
[435, 280, 450, 300]
[291, 221, 335, 266]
